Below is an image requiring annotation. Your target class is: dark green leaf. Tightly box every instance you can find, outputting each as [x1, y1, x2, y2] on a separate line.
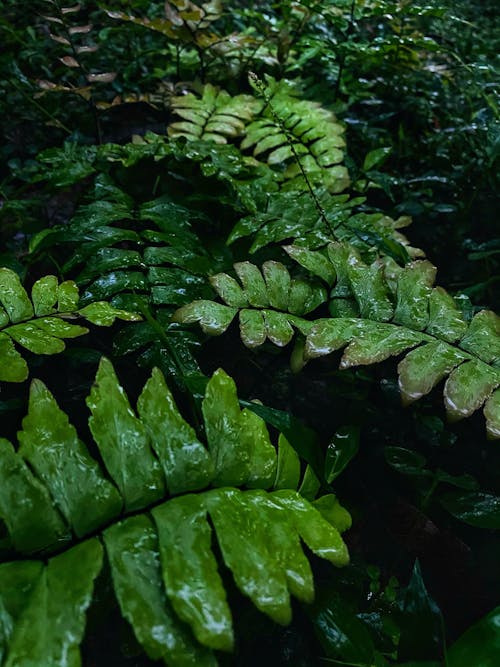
[325, 426, 360, 483]
[440, 492, 500, 528]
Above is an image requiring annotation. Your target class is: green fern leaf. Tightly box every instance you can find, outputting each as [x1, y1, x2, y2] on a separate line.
[227, 188, 420, 258]
[0, 539, 103, 667]
[169, 84, 262, 144]
[175, 243, 500, 436]
[301, 245, 500, 436]
[243, 77, 349, 193]
[0, 359, 350, 666]
[27, 185, 220, 384]
[173, 259, 326, 347]
[0, 268, 140, 383]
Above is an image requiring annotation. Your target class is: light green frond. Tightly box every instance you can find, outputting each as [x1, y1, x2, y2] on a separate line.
[173, 259, 326, 347]
[243, 77, 349, 193]
[169, 84, 263, 144]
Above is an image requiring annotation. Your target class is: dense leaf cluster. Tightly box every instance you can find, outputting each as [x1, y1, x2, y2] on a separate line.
[0, 0, 499, 665]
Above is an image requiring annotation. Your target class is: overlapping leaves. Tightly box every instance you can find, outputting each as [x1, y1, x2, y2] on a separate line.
[168, 83, 262, 144]
[175, 242, 500, 436]
[0, 359, 350, 666]
[166, 78, 349, 192]
[105, 0, 224, 45]
[0, 267, 139, 383]
[174, 259, 327, 347]
[301, 244, 500, 437]
[227, 188, 421, 258]
[244, 77, 350, 193]
[29, 183, 216, 310]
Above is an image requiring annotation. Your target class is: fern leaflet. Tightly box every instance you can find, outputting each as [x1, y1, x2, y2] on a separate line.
[168, 83, 262, 144]
[0, 268, 139, 383]
[174, 259, 327, 347]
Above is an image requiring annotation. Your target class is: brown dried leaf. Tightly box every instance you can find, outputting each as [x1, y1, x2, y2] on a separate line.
[76, 45, 99, 54]
[68, 24, 93, 34]
[86, 72, 117, 83]
[61, 4, 81, 13]
[41, 15, 64, 24]
[50, 33, 71, 45]
[37, 79, 59, 90]
[59, 56, 80, 68]
[104, 10, 123, 19]
[164, 2, 184, 26]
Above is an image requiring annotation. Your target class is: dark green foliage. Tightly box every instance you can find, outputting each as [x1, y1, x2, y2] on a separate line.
[0, 0, 499, 664]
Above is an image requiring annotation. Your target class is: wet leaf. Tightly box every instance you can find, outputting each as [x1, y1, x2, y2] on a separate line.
[0, 334, 28, 382]
[202, 368, 251, 486]
[447, 605, 500, 667]
[137, 367, 214, 495]
[394, 261, 436, 331]
[152, 495, 234, 652]
[0, 438, 67, 553]
[398, 342, 467, 404]
[207, 488, 292, 625]
[441, 491, 500, 528]
[86, 358, 166, 511]
[0, 268, 33, 323]
[239, 309, 266, 347]
[385, 446, 428, 476]
[18, 380, 122, 536]
[234, 262, 269, 307]
[104, 515, 216, 666]
[310, 590, 375, 664]
[173, 300, 237, 335]
[325, 426, 360, 483]
[284, 245, 336, 285]
[363, 146, 392, 171]
[443, 360, 499, 421]
[210, 273, 248, 308]
[2, 540, 102, 667]
[262, 261, 291, 311]
[460, 311, 500, 365]
[274, 434, 301, 490]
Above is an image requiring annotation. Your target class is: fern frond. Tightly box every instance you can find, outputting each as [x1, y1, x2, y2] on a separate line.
[0, 268, 140, 383]
[168, 83, 262, 144]
[173, 259, 327, 347]
[29, 184, 216, 309]
[174, 243, 500, 436]
[300, 244, 500, 437]
[243, 77, 350, 193]
[0, 359, 349, 665]
[227, 188, 421, 259]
